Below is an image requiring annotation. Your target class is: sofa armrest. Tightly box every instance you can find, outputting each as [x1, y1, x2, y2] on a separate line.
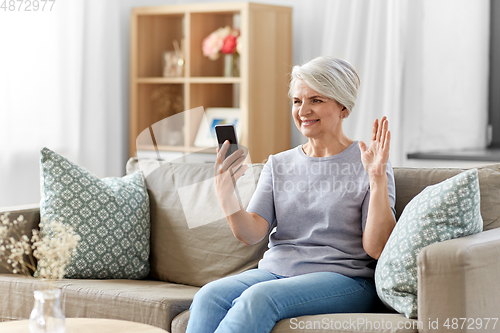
[0, 203, 39, 212]
[0, 204, 40, 275]
[0, 203, 40, 226]
[417, 228, 500, 333]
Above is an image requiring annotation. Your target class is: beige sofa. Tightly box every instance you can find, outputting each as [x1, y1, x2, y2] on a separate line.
[1, 159, 500, 333]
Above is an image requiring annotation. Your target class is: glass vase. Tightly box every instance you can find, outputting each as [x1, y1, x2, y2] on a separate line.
[29, 289, 65, 333]
[224, 53, 240, 77]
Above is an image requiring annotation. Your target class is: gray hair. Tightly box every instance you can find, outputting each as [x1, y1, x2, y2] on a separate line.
[288, 56, 360, 113]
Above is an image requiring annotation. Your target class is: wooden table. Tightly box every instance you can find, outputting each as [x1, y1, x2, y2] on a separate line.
[0, 318, 167, 332]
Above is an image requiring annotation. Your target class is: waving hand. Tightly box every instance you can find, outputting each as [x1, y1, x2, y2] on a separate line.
[359, 116, 391, 178]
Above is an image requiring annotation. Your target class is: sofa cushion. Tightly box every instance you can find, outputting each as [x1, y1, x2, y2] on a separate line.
[376, 169, 483, 318]
[126, 158, 268, 287]
[171, 310, 420, 333]
[40, 148, 150, 279]
[393, 163, 500, 230]
[0, 274, 198, 332]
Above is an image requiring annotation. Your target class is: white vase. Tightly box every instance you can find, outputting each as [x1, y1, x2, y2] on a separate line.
[29, 289, 65, 333]
[224, 53, 240, 77]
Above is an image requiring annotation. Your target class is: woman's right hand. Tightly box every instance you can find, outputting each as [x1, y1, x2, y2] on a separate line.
[214, 140, 248, 201]
[213, 141, 269, 245]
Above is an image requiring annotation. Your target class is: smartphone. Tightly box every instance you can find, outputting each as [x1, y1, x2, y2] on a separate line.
[215, 124, 239, 160]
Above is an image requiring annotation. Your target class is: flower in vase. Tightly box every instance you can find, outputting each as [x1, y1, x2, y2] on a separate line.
[202, 26, 240, 60]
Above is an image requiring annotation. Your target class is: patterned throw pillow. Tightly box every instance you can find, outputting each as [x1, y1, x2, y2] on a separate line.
[375, 169, 483, 318]
[40, 148, 150, 279]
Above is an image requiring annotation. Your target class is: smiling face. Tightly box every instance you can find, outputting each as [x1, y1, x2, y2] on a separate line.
[292, 79, 346, 141]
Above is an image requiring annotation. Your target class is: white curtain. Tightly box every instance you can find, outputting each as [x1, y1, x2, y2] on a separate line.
[0, 0, 125, 207]
[320, 0, 406, 166]
[402, 0, 489, 158]
[318, 0, 489, 167]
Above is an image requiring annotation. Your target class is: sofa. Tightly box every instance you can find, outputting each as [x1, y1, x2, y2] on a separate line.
[1, 157, 500, 333]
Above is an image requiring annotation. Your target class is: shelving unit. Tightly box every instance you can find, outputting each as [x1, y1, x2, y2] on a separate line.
[130, 2, 292, 163]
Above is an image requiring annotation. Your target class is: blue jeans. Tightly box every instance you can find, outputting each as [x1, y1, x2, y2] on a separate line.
[186, 269, 377, 333]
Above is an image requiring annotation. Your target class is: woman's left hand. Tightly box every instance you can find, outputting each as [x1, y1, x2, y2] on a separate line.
[359, 116, 391, 178]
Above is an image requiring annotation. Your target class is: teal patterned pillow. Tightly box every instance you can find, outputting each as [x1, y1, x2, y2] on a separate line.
[375, 169, 483, 318]
[40, 148, 150, 279]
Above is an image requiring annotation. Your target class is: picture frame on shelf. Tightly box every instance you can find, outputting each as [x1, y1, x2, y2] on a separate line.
[194, 107, 241, 148]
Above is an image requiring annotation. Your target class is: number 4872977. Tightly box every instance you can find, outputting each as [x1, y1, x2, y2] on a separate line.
[1, 0, 56, 11]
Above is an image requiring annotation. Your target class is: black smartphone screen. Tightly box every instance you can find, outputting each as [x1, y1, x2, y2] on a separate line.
[215, 124, 239, 160]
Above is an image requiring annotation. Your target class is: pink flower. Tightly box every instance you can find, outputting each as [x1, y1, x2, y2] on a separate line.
[202, 32, 224, 60]
[221, 34, 237, 54]
[202, 26, 240, 60]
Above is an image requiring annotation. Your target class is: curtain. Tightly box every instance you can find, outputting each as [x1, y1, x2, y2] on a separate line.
[0, 0, 125, 207]
[320, 0, 406, 166]
[402, 0, 489, 157]
[319, 0, 489, 166]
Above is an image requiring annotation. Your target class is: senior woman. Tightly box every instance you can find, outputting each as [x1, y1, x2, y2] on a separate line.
[186, 56, 396, 333]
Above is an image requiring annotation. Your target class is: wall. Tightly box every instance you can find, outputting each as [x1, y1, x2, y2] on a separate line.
[120, 0, 491, 169]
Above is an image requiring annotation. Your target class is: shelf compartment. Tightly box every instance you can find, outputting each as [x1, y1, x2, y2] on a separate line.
[135, 84, 185, 148]
[187, 84, 240, 149]
[136, 14, 184, 78]
[190, 11, 239, 77]
[190, 83, 237, 109]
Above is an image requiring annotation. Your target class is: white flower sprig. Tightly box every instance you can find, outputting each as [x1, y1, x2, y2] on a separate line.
[0, 212, 80, 282]
[32, 218, 81, 281]
[0, 213, 36, 275]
